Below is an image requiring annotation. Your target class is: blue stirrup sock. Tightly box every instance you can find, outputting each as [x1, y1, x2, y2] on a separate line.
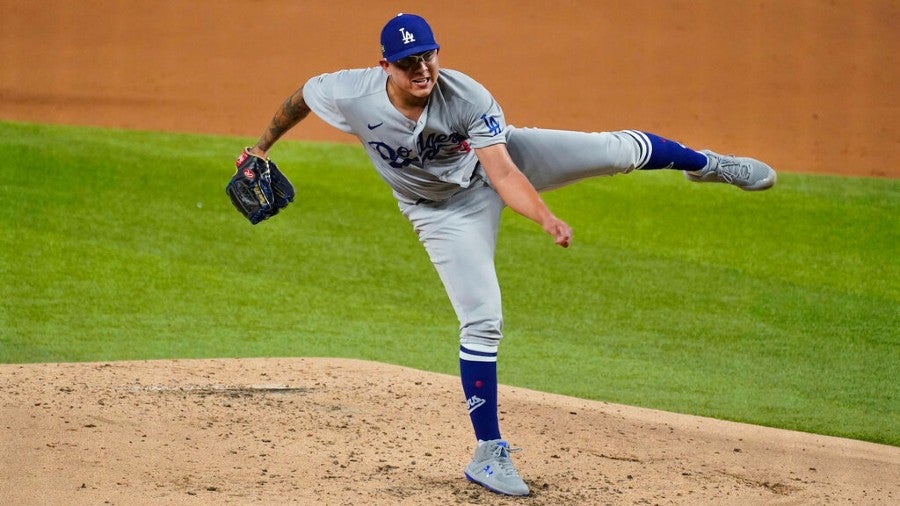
[623, 130, 708, 171]
[459, 345, 501, 442]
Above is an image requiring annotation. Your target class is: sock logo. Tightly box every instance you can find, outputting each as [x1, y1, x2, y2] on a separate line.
[466, 395, 486, 413]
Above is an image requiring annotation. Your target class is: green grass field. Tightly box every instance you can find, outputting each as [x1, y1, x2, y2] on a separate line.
[1, 120, 897, 446]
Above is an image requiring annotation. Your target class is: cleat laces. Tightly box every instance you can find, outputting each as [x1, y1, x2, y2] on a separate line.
[491, 444, 523, 477]
[714, 155, 752, 185]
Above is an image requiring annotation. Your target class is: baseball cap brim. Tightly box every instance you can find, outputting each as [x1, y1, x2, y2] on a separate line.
[385, 43, 440, 62]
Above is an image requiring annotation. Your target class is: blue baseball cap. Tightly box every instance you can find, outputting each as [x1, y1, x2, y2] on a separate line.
[380, 13, 440, 62]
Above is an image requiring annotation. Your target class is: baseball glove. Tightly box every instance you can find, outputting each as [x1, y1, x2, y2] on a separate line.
[226, 148, 295, 224]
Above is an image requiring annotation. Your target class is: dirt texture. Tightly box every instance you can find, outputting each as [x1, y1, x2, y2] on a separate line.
[2, 359, 898, 505]
[1, 1, 899, 505]
[0, 0, 897, 177]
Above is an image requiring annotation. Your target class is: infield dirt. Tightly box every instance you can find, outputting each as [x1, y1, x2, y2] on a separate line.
[1, 1, 898, 504]
[3, 359, 898, 505]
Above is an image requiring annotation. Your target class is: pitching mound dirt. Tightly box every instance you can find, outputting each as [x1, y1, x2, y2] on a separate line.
[2, 358, 897, 504]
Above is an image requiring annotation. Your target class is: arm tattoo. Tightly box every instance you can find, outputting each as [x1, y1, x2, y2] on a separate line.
[256, 87, 311, 152]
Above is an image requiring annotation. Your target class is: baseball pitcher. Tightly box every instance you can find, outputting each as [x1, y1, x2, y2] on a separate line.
[226, 13, 776, 496]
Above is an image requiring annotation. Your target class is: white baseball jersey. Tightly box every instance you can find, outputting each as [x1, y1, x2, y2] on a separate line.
[302, 67, 507, 203]
[302, 64, 650, 349]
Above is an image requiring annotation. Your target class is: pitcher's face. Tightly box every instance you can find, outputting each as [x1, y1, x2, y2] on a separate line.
[382, 50, 440, 102]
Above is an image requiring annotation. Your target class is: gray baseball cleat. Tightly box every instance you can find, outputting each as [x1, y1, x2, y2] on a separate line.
[685, 150, 777, 191]
[464, 439, 530, 496]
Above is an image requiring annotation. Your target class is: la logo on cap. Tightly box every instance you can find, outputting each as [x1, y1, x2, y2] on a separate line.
[380, 13, 439, 61]
[399, 27, 415, 44]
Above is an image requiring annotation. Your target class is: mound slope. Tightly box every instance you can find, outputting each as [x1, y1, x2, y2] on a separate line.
[2, 358, 897, 504]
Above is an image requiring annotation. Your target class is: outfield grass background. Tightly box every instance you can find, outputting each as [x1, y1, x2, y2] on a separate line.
[1, 121, 897, 446]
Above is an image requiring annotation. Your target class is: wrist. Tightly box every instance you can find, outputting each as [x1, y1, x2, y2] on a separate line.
[248, 145, 268, 158]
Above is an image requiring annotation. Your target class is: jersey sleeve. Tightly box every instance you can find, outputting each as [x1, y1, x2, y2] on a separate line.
[455, 73, 507, 149]
[465, 96, 506, 149]
[302, 71, 355, 134]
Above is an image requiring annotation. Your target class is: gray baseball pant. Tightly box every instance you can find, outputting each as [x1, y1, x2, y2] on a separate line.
[398, 127, 645, 350]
